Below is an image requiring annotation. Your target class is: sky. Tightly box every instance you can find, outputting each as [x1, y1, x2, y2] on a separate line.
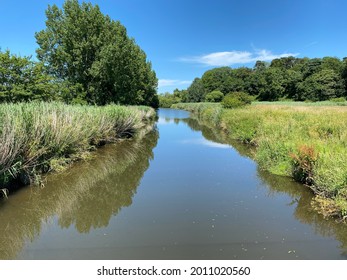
[0, 0, 346, 93]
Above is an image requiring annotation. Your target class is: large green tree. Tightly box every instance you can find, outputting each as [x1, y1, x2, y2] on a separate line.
[186, 78, 206, 102]
[35, 0, 158, 106]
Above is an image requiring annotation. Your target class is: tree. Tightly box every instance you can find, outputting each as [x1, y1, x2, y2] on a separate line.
[321, 57, 344, 74]
[253, 60, 267, 72]
[257, 68, 286, 101]
[35, 0, 158, 106]
[186, 78, 206, 102]
[201, 66, 252, 95]
[0, 50, 56, 102]
[342, 58, 347, 96]
[270, 56, 300, 70]
[295, 69, 344, 101]
[301, 58, 323, 79]
[283, 69, 303, 99]
[201, 67, 233, 93]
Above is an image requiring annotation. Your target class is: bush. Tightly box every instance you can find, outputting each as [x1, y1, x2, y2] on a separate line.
[205, 90, 224, 102]
[221, 92, 252, 109]
[331, 97, 346, 103]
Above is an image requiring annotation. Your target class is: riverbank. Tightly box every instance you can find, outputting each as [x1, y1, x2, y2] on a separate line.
[172, 102, 347, 221]
[0, 102, 156, 193]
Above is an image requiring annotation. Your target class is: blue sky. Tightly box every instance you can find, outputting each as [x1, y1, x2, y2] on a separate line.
[0, 0, 346, 93]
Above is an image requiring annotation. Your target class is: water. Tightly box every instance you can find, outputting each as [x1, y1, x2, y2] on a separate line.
[1, 108, 347, 259]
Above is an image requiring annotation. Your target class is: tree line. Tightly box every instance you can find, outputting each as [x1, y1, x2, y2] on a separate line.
[160, 56, 347, 106]
[0, 0, 159, 107]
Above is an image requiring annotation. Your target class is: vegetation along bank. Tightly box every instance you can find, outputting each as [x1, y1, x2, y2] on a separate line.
[172, 102, 347, 221]
[0, 102, 156, 195]
[0, 0, 159, 196]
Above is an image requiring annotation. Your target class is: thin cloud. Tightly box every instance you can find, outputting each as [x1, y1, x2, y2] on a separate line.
[181, 49, 299, 67]
[158, 79, 192, 88]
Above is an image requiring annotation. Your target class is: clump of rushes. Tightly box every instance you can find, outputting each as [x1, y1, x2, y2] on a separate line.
[172, 102, 347, 221]
[0, 102, 155, 188]
[290, 145, 318, 186]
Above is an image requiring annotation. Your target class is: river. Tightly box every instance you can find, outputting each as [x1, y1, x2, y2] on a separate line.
[1, 108, 347, 259]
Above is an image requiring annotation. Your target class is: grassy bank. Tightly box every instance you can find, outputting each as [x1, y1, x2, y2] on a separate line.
[0, 102, 156, 191]
[172, 102, 347, 220]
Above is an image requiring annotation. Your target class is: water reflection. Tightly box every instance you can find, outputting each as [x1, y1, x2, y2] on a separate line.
[0, 128, 158, 259]
[2, 108, 347, 260]
[183, 115, 347, 255]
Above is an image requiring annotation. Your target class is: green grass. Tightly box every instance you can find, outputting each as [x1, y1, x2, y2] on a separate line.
[172, 102, 347, 220]
[0, 102, 155, 188]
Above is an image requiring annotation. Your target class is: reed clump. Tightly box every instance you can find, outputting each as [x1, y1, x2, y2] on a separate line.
[172, 102, 347, 220]
[0, 102, 155, 188]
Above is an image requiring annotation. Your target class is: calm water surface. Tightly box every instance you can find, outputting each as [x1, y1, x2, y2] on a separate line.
[1, 108, 347, 259]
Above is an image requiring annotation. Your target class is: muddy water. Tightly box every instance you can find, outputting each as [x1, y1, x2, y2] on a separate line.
[1, 108, 347, 260]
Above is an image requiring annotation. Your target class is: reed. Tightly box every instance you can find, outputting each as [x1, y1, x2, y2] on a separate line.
[0, 102, 155, 188]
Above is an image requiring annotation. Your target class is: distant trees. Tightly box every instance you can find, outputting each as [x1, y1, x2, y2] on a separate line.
[201, 67, 252, 94]
[296, 69, 344, 101]
[181, 55, 347, 103]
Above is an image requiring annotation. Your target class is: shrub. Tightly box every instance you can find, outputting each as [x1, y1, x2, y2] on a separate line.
[331, 97, 346, 103]
[205, 90, 224, 102]
[221, 92, 252, 109]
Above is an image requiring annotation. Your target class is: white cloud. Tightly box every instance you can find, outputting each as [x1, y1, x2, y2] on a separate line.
[181, 49, 299, 67]
[158, 79, 192, 88]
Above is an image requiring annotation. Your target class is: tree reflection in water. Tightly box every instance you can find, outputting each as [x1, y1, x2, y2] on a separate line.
[0, 126, 158, 259]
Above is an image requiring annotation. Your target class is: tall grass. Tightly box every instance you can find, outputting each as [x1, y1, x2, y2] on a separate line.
[172, 102, 347, 220]
[0, 102, 155, 188]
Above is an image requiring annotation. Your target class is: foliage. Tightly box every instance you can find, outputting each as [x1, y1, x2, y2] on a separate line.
[257, 68, 285, 101]
[201, 67, 252, 95]
[204, 90, 224, 102]
[0, 50, 57, 102]
[35, 0, 158, 107]
[182, 55, 347, 103]
[0, 102, 155, 187]
[295, 69, 344, 101]
[186, 78, 206, 102]
[221, 92, 252, 108]
[158, 88, 188, 108]
[159, 93, 180, 108]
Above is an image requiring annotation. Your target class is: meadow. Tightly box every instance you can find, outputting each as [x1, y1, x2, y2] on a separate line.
[172, 102, 347, 220]
[0, 102, 155, 191]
